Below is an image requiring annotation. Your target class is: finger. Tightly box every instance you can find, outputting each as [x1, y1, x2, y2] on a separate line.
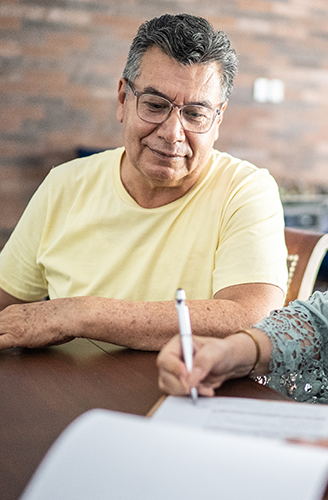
[0, 333, 19, 351]
[197, 385, 215, 397]
[188, 345, 222, 386]
[157, 341, 191, 395]
[157, 351, 187, 378]
[157, 334, 187, 374]
[158, 367, 190, 395]
[288, 438, 328, 449]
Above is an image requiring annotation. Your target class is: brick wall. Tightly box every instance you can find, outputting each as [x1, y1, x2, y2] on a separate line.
[1, 0, 328, 249]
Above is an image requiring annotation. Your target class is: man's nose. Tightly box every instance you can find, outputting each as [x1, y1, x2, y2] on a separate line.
[157, 108, 185, 143]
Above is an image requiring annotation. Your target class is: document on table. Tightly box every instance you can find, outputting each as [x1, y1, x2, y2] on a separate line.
[20, 408, 328, 500]
[152, 395, 328, 440]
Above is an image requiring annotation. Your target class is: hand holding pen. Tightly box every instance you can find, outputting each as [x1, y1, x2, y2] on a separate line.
[175, 288, 198, 404]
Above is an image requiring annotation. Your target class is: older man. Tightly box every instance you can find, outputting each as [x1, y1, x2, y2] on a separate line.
[0, 14, 287, 351]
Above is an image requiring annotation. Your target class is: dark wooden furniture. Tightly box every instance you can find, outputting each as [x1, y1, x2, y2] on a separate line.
[0, 338, 321, 500]
[285, 227, 328, 305]
[0, 340, 160, 500]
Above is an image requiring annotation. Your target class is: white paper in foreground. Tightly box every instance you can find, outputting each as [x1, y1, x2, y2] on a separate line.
[21, 408, 328, 500]
[152, 396, 328, 440]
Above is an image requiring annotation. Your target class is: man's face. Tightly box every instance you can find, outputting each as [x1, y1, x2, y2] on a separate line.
[117, 46, 227, 193]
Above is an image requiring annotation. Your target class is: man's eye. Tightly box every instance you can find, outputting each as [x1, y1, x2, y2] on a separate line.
[188, 111, 204, 118]
[145, 101, 167, 111]
[140, 95, 170, 114]
[184, 108, 209, 121]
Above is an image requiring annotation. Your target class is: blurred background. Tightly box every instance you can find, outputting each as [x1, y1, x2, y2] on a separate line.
[1, 0, 328, 250]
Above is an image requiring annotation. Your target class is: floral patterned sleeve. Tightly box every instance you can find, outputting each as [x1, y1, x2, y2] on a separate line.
[254, 291, 328, 403]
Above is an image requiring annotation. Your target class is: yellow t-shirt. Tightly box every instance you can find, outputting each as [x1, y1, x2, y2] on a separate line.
[0, 147, 287, 301]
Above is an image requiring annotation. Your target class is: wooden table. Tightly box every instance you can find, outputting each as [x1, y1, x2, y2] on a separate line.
[0, 338, 322, 500]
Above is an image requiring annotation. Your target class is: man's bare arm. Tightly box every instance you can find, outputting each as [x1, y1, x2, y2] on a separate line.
[0, 283, 284, 351]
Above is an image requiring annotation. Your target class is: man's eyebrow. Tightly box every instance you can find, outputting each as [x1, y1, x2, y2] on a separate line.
[142, 85, 214, 108]
[142, 86, 168, 99]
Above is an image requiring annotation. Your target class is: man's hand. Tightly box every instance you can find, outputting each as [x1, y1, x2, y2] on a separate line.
[0, 301, 74, 350]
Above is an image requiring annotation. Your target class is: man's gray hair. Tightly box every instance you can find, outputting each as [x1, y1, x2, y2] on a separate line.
[122, 13, 238, 101]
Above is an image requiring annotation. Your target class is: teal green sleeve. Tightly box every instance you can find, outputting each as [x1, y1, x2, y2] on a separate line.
[254, 291, 328, 404]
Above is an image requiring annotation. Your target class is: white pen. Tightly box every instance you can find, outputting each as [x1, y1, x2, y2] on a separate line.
[175, 288, 198, 404]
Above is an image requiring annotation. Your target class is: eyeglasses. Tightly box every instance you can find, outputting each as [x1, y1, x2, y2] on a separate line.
[126, 79, 223, 134]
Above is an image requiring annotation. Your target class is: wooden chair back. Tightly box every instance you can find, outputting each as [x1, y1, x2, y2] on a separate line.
[284, 227, 328, 305]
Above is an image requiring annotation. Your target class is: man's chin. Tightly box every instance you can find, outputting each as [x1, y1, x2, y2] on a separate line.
[146, 168, 184, 186]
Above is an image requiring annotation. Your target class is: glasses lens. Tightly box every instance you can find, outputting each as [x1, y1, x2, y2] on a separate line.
[136, 91, 216, 133]
[181, 105, 213, 133]
[138, 94, 171, 123]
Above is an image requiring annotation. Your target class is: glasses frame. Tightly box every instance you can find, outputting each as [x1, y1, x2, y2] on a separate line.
[125, 79, 223, 134]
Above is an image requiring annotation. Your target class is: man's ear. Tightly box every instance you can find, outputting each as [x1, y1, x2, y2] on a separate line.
[213, 101, 228, 141]
[117, 78, 127, 123]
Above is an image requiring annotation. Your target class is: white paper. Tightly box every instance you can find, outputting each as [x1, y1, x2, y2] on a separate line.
[153, 396, 328, 440]
[20, 408, 328, 500]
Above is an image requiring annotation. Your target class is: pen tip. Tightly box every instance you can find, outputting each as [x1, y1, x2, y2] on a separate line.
[191, 387, 198, 404]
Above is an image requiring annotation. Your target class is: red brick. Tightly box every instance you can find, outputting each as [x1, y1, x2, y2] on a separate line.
[1, 0, 328, 240]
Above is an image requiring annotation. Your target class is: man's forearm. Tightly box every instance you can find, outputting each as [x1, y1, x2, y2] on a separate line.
[96, 298, 251, 350]
[0, 283, 284, 352]
[55, 286, 282, 351]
